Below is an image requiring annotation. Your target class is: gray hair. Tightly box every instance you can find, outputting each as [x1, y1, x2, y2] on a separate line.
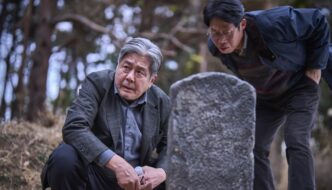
[117, 37, 163, 75]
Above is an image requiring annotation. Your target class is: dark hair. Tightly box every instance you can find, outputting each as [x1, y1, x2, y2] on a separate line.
[203, 0, 244, 27]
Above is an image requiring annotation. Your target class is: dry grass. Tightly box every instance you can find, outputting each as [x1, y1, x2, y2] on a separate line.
[0, 118, 331, 189]
[0, 119, 62, 190]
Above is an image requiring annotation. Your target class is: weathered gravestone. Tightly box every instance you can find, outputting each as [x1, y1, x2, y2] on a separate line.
[167, 72, 256, 190]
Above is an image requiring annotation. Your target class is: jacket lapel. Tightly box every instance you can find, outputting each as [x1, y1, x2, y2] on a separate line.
[105, 74, 124, 152]
[106, 97, 123, 151]
[140, 91, 158, 163]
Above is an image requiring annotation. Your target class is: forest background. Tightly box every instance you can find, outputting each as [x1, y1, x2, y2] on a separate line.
[0, 0, 332, 189]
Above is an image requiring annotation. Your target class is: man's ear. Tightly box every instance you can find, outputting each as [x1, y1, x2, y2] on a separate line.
[240, 18, 247, 30]
[150, 74, 157, 85]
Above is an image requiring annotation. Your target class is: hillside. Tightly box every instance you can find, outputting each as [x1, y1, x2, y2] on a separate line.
[0, 120, 62, 190]
[1, 119, 332, 190]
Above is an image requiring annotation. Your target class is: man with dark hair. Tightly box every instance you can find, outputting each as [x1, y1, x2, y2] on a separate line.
[41, 37, 170, 190]
[203, 0, 332, 189]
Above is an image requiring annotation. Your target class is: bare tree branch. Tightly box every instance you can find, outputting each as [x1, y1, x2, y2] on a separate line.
[52, 14, 125, 48]
[53, 14, 111, 34]
[52, 14, 198, 56]
[141, 32, 195, 54]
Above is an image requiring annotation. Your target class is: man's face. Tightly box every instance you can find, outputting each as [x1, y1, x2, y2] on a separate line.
[115, 53, 156, 102]
[208, 17, 246, 54]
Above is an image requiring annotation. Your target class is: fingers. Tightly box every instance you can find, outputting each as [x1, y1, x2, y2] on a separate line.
[106, 156, 140, 190]
[305, 69, 321, 84]
[122, 174, 141, 190]
[140, 175, 145, 185]
[140, 181, 153, 190]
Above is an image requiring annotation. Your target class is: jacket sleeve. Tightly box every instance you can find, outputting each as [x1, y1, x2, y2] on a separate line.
[256, 6, 330, 70]
[296, 8, 330, 69]
[62, 71, 111, 163]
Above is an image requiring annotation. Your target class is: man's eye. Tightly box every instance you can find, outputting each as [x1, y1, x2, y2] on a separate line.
[123, 65, 130, 71]
[223, 30, 231, 35]
[211, 30, 218, 35]
[136, 70, 146, 77]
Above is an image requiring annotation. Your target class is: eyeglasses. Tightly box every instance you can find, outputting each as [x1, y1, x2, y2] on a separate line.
[207, 27, 236, 42]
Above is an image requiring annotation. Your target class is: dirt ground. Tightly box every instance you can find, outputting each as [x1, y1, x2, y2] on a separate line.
[1, 118, 332, 190]
[0, 119, 62, 190]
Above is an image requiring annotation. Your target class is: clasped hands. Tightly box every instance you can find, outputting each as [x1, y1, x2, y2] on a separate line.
[106, 155, 166, 190]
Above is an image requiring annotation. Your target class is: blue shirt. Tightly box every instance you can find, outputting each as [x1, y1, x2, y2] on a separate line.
[94, 84, 146, 167]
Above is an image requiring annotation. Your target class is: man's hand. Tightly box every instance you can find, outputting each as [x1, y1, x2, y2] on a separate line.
[139, 166, 166, 190]
[305, 69, 321, 84]
[106, 155, 140, 190]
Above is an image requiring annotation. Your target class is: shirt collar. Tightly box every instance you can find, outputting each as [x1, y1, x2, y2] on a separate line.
[235, 31, 248, 56]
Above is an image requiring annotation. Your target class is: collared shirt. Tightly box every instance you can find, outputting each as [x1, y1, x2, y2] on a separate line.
[235, 32, 248, 57]
[95, 83, 146, 167]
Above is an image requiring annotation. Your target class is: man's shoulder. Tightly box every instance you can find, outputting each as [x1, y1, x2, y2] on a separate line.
[246, 6, 296, 41]
[148, 85, 170, 105]
[148, 85, 171, 115]
[85, 69, 115, 92]
[86, 69, 114, 81]
[149, 85, 169, 98]
[247, 6, 292, 17]
[247, 6, 318, 24]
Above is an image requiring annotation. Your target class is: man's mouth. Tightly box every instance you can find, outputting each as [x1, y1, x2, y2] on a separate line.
[219, 46, 228, 51]
[122, 85, 134, 92]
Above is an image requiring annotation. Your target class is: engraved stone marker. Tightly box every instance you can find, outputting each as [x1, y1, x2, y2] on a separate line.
[167, 72, 256, 190]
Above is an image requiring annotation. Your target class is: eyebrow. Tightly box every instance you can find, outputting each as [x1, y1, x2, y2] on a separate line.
[122, 60, 148, 71]
[210, 27, 233, 31]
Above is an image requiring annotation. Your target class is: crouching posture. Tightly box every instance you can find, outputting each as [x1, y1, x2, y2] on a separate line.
[41, 37, 171, 190]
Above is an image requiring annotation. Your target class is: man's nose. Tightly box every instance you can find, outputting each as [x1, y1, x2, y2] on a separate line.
[126, 70, 135, 82]
[217, 35, 227, 43]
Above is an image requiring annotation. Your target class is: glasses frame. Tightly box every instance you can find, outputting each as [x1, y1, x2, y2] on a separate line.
[207, 26, 238, 42]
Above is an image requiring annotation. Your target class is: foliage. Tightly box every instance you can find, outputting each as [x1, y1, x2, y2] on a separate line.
[1, 0, 331, 122]
[0, 0, 209, 120]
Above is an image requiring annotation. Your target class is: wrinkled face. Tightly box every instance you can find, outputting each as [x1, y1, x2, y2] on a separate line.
[115, 53, 156, 103]
[208, 18, 246, 54]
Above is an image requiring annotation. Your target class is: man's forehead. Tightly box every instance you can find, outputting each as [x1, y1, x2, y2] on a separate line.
[121, 53, 151, 69]
[210, 18, 235, 28]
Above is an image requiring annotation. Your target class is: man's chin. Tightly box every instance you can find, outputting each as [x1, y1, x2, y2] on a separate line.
[217, 46, 233, 54]
[219, 49, 233, 54]
[119, 92, 136, 102]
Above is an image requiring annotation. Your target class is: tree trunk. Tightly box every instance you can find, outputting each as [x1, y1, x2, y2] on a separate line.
[11, 0, 34, 119]
[27, 0, 56, 121]
[138, 0, 154, 33]
[0, 0, 20, 119]
[199, 43, 208, 72]
[0, 0, 9, 117]
[0, 59, 11, 119]
[0, 0, 9, 40]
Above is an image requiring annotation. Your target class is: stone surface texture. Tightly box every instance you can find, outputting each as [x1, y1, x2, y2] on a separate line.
[167, 72, 256, 190]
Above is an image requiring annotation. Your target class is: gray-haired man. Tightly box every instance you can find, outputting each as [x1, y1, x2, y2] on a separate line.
[41, 37, 170, 190]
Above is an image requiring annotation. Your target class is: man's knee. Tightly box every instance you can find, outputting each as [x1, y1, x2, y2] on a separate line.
[45, 143, 87, 180]
[284, 133, 310, 149]
[51, 144, 81, 171]
[254, 146, 270, 160]
[42, 143, 88, 189]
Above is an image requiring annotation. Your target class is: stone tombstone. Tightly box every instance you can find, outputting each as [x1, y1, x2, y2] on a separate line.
[167, 72, 256, 190]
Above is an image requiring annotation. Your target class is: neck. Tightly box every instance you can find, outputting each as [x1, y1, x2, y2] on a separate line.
[235, 31, 245, 51]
